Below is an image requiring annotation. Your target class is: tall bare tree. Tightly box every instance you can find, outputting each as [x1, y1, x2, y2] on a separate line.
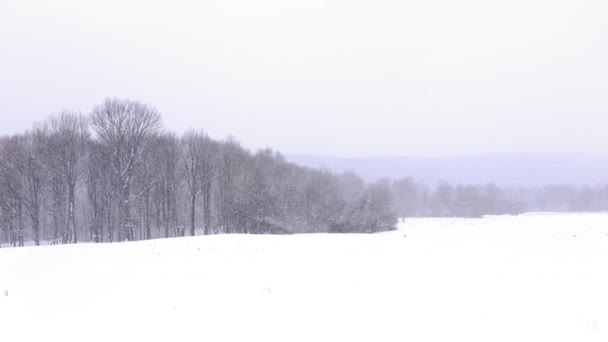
[86, 140, 116, 242]
[216, 137, 250, 234]
[201, 140, 219, 235]
[181, 130, 218, 236]
[155, 134, 180, 238]
[0, 136, 26, 246]
[22, 132, 45, 245]
[90, 98, 162, 241]
[38, 112, 89, 243]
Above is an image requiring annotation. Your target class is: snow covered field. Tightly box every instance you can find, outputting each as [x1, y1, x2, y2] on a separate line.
[2, 213, 608, 341]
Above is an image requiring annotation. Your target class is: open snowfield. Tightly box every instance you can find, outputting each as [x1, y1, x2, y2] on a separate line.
[2, 213, 608, 341]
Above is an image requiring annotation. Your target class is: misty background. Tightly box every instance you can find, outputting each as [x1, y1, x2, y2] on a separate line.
[289, 154, 608, 186]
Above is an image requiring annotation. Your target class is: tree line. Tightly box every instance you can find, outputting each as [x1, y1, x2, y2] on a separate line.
[3, 98, 601, 247]
[390, 178, 608, 218]
[0, 98, 397, 247]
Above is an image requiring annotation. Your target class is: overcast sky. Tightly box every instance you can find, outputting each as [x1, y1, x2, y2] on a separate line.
[0, 0, 607, 157]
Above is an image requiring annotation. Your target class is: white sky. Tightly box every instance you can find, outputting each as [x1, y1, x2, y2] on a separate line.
[0, 0, 607, 157]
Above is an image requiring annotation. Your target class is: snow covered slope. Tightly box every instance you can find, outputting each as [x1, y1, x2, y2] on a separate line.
[2, 213, 608, 341]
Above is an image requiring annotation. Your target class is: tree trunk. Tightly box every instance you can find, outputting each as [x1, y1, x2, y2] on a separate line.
[68, 182, 77, 243]
[144, 188, 151, 240]
[32, 209, 40, 246]
[18, 202, 24, 247]
[203, 187, 212, 235]
[53, 184, 61, 242]
[107, 207, 113, 243]
[164, 184, 170, 238]
[9, 210, 16, 247]
[99, 211, 104, 243]
[190, 194, 196, 237]
[123, 183, 132, 241]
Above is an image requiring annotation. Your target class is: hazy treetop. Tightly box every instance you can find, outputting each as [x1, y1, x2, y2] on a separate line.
[1, 0, 607, 157]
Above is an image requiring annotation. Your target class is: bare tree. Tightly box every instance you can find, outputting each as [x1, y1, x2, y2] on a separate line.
[201, 140, 219, 235]
[216, 137, 251, 234]
[0, 136, 27, 246]
[181, 130, 218, 236]
[22, 132, 45, 245]
[181, 131, 204, 237]
[38, 112, 89, 243]
[90, 98, 162, 241]
[86, 140, 116, 242]
[146, 133, 180, 239]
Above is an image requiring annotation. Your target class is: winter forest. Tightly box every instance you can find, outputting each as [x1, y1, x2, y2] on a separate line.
[0, 98, 398, 247]
[2, 98, 606, 247]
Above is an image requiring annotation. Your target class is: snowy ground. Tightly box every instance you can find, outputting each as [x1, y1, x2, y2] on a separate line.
[2, 213, 608, 341]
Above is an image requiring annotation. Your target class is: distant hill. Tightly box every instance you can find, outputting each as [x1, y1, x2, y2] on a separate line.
[288, 154, 608, 187]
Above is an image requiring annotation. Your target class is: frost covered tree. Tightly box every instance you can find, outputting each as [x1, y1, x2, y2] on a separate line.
[391, 177, 421, 217]
[90, 98, 162, 241]
[331, 178, 397, 233]
[216, 137, 250, 234]
[21, 132, 45, 245]
[181, 130, 218, 236]
[431, 182, 453, 217]
[154, 133, 180, 238]
[86, 139, 114, 242]
[0, 136, 27, 246]
[37, 112, 89, 243]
